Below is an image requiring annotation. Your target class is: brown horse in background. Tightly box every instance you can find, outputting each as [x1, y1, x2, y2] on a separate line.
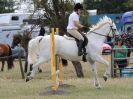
[0, 43, 14, 71]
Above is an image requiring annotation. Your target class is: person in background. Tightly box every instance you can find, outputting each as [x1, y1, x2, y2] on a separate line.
[38, 26, 45, 36]
[126, 27, 133, 59]
[121, 27, 133, 65]
[106, 36, 113, 47]
[127, 27, 133, 34]
[114, 38, 128, 77]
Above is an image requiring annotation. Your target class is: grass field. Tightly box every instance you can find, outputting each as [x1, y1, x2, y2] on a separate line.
[0, 54, 133, 99]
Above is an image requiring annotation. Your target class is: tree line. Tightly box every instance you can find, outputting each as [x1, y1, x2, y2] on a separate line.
[84, 0, 133, 14]
[2, 0, 133, 14]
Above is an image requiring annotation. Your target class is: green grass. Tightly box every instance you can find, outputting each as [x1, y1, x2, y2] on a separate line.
[0, 55, 133, 99]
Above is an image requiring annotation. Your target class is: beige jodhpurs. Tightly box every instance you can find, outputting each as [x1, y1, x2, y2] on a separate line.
[67, 29, 84, 41]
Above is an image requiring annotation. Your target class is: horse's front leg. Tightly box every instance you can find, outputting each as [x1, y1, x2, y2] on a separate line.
[95, 55, 110, 81]
[29, 64, 42, 73]
[89, 60, 101, 89]
[26, 58, 45, 82]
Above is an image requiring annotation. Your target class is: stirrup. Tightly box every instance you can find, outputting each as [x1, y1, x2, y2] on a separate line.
[78, 51, 83, 56]
[83, 52, 87, 55]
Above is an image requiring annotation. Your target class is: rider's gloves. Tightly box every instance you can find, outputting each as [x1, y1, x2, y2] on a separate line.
[82, 26, 90, 33]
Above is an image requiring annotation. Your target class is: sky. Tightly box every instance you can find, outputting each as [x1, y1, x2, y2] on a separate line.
[74, 0, 83, 3]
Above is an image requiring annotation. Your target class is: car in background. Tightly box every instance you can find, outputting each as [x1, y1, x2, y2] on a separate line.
[102, 43, 112, 54]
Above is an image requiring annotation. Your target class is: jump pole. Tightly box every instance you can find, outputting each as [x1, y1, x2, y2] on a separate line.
[59, 57, 63, 85]
[50, 28, 56, 91]
[55, 28, 63, 86]
[50, 28, 63, 92]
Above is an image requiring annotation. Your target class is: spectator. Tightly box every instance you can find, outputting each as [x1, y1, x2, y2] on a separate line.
[121, 27, 133, 65]
[114, 38, 128, 77]
[38, 26, 45, 36]
[127, 27, 133, 34]
[126, 27, 133, 58]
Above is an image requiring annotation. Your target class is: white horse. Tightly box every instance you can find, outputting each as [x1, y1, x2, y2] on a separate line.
[26, 16, 119, 89]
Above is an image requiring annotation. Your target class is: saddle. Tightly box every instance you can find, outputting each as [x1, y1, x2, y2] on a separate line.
[66, 32, 88, 62]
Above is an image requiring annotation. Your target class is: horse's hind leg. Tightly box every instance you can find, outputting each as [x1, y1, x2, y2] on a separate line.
[95, 55, 110, 81]
[88, 59, 101, 89]
[1, 60, 5, 71]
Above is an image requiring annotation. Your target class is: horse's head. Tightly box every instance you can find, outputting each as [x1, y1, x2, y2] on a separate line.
[88, 16, 119, 38]
[108, 20, 119, 37]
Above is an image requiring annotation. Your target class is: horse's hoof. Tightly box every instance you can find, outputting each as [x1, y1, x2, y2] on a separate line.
[26, 76, 32, 82]
[38, 69, 42, 73]
[27, 72, 31, 76]
[26, 77, 30, 82]
[97, 87, 101, 90]
[95, 84, 101, 89]
[103, 76, 107, 82]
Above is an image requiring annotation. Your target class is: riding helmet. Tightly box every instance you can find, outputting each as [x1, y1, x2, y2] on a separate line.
[74, 3, 83, 11]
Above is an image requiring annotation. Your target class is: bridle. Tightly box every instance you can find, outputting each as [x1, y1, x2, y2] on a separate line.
[89, 23, 116, 38]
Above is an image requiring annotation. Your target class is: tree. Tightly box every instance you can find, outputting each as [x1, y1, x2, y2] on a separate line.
[0, 0, 14, 13]
[84, 0, 132, 14]
[125, 0, 133, 9]
[32, 0, 74, 35]
[32, 0, 85, 77]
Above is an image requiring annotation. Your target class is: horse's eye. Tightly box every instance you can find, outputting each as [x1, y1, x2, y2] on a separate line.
[113, 29, 116, 31]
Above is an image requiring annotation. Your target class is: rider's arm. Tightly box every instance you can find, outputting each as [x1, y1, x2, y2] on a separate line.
[74, 20, 89, 32]
[74, 20, 84, 29]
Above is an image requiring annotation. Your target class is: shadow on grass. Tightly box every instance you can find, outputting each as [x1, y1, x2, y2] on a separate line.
[40, 84, 76, 95]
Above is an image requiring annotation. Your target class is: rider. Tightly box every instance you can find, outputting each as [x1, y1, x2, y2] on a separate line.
[67, 3, 89, 56]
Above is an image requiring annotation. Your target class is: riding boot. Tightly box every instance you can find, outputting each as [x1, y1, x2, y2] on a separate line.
[78, 40, 83, 56]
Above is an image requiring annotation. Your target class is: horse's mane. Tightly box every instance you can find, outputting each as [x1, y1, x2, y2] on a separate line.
[89, 16, 112, 31]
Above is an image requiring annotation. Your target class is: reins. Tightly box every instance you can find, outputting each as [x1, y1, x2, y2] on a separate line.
[89, 31, 109, 37]
[89, 25, 115, 38]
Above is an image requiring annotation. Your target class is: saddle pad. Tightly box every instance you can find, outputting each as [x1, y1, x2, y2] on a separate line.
[63, 35, 75, 40]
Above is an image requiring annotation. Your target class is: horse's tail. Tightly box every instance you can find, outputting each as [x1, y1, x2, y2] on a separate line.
[28, 37, 43, 64]
[7, 45, 14, 69]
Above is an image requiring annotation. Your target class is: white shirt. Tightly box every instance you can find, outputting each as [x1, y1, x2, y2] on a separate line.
[67, 11, 79, 29]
